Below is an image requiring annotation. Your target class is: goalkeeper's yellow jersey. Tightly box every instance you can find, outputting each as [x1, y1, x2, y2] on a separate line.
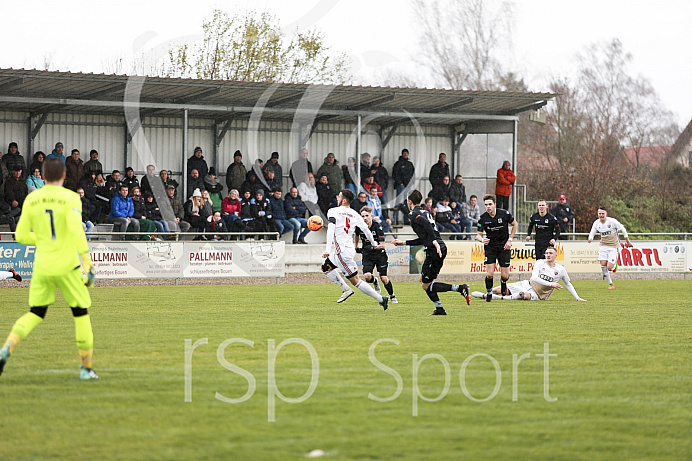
[15, 184, 88, 276]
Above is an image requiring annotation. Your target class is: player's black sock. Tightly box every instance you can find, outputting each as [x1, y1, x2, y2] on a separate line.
[501, 276, 509, 294]
[384, 281, 394, 296]
[425, 285, 440, 303]
[430, 282, 452, 292]
[485, 276, 494, 291]
[365, 275, 373, 283]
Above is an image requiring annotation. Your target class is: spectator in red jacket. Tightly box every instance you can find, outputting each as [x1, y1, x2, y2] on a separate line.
[495, 160, 516, 211]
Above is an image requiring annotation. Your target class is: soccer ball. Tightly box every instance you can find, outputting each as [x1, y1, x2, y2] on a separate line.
[307, 215, 324, 231]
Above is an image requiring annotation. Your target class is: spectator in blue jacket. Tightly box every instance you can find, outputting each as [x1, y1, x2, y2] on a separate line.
[26, 166, 45, 192]
[110, 184, 140, 235]
[270, 187, 294, 238]
[46, 142, 66, 163]
[284, 186, 311, 244]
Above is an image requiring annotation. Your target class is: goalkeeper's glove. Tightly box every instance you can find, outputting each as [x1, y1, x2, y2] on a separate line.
[82, 253, 96, 287]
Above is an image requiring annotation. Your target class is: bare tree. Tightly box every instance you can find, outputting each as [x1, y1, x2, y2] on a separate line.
[412, 0, 515, 90]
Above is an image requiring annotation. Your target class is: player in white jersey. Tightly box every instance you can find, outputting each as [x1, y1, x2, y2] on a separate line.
[587, 206, 632, 289]
[471, 247, 586, 301]
[321, 189, 389, 310]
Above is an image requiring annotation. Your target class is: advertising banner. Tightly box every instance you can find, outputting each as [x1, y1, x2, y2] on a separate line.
[408, 241, 690, 275]
[0, 241, 285, 280]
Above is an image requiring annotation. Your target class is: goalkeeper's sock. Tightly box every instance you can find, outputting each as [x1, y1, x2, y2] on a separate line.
[326, 270, 349, 292]
[601, 266, 612, 284]
[6, 312, 44, 353]
[72, 312, 94, 369]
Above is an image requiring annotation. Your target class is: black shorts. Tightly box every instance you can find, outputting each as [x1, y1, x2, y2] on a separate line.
[535, 243, 549, 260]
[421, 245, 447, 284]
[362, 252, 389, 276]
[484, 245, 511, 267]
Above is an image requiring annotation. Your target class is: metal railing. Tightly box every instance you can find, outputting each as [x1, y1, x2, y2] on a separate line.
[0, 231, 281, 242]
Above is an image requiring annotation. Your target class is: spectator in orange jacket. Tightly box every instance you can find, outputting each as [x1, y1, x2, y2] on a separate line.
[495, 160, 515, 211]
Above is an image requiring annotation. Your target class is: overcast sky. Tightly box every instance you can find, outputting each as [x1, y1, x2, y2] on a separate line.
[2, 0, 690, 127]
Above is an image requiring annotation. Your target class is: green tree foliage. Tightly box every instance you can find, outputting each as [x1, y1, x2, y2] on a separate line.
[167, 10, 350, 84]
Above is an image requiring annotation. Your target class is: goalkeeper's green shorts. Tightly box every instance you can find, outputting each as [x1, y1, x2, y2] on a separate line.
[29, 267, 92, 308]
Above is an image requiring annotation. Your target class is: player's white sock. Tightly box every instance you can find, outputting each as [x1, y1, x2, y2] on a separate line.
[326, 270, 350, 292]
[601, 266, 612, 284]
[355, 280, 383, 302]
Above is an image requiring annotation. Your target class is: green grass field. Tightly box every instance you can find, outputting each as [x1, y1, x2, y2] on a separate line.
[1, 279, 690, 460]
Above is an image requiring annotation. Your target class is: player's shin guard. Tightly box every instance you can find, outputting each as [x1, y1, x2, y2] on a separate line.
[355, 280, 383, 302]
[326, 269, 350, 292]
[383, 280, 394, 296]
[601, 266, 612, 284]
[6, 311, 45, 353]
[501, 276, 509, 295]
[72, 309, 94, 369]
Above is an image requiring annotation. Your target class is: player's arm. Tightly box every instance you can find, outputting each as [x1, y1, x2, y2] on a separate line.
[394, 214, 424, 247]
[14, 210, 37, 245]
[354, 232, 361, 253]
[322, 216, 336, 258]
[525, 220, 534, 241]
[374, 224, 386, 250]
[562, 272, 586, 301]
[356, 215, 377, 248]
[587, 221, 597, 243]
[615, 219, 633, 247]
[505, 217, 518, 250]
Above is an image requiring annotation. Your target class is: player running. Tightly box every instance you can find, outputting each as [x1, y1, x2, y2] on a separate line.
[477, 194, 518, 302]
[472, 246, 587, 301]
[321, 189, 389, 310]
[0, 158, 98, 380]
[587, 206, 632, 289]
[392, 190, 470, 316]
[355, 206, 398, 303]
[525, 199, 560, 260]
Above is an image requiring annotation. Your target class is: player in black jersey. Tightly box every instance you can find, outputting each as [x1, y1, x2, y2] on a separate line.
[477, 194, 518, 302]
[355, 207, 398, 303]
[525, 199, 560, 260]
[392, 190, 470, 315]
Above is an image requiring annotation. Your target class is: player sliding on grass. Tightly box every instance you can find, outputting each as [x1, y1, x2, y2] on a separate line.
[355, 206, 398, 303]
[472, 246, 586, 302]
[0, 158, 98, 380]
[392, 190, 470, 316]
[321, 189, 389, 310]
[0, 268, 22, 282]
[587, 206, 632, 289]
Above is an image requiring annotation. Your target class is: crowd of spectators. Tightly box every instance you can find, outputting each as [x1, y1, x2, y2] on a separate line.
[1, 140, 546, 242]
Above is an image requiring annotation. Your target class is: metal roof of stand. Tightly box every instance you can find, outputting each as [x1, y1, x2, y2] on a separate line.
[0, 68, 555, 125]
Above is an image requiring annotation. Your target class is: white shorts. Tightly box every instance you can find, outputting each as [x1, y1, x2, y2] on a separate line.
[507, 280, 539, 301]
[598, 246, 619, 265]
[329, 247, 358, 278]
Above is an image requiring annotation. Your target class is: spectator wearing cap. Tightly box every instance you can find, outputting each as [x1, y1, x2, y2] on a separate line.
[83, 149, 103, 176]
[122, 167, 140, 192]
[166, 184, 191, 234]
[343, 156, 358, 194]
[316, 152, 342, 193]
[2, 142, 26, 178]
[369, 156, 390, 206]
[144, 191, 170, 236]
[187, 146, 208, 180]
[47, 142, 66, 163]
[551, 194, 575, 240]
[263, 152, 283, 188]
[203, 167, 224, 213]
[226, 150, 247, 192]
[241, 169, 261, 197]
[3, 165, 28, 229]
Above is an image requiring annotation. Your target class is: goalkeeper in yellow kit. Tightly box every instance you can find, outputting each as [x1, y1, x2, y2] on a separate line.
[0, 158, 98, 380]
